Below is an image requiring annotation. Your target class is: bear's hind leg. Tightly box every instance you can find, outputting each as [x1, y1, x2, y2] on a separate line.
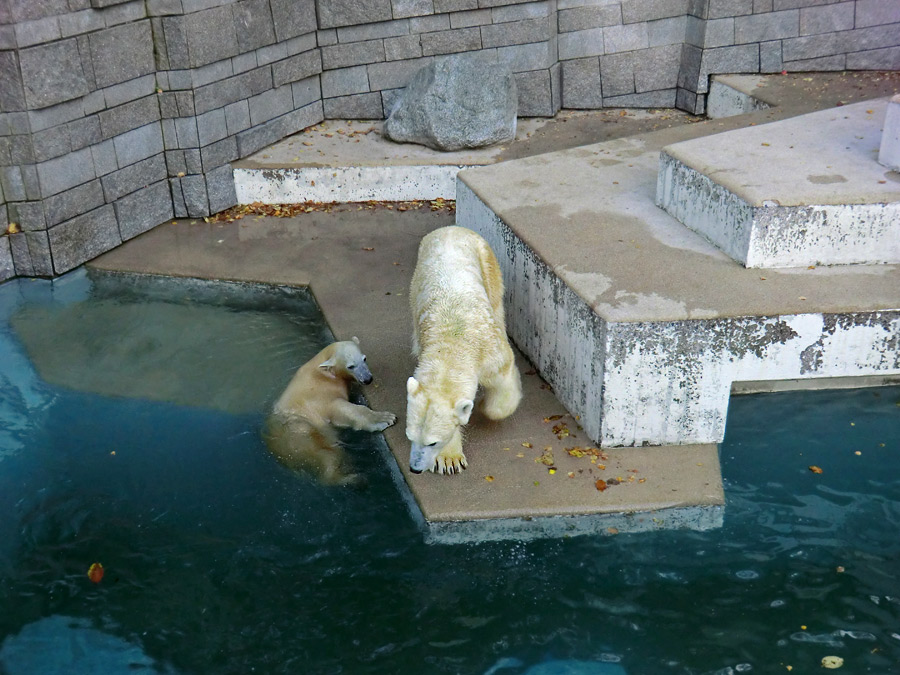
[480, 357, 522, 421]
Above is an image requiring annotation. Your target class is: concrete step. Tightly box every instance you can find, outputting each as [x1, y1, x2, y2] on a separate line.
[656, 98, 900, 268]
[456, 122, 900, 450]
[706, 74, 774, 119]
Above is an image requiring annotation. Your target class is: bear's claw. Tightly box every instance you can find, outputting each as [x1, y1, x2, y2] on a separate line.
[434, 453, 468, 474]
[372, 411, 397, 431]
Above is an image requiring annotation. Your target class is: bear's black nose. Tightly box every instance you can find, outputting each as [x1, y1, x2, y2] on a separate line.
[362, 375, 373, 385]
[409, 467, 423, 474]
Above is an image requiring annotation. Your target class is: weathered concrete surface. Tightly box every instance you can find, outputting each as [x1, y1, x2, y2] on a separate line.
[657, 99, 900, 268]
[89, 206, 724, 542]
[706, 75, 772, 119]
[880, 94, 900, 171]
[457, 120, 900, 447]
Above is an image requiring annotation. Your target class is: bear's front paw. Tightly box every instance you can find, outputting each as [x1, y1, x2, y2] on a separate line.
[435, 448, 468, 475]
[371, 411, 397, 432]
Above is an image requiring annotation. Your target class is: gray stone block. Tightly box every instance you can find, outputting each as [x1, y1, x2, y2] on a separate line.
[232, 50, 259, 75]
[100, 153, 166, 202]
[855, 0, 900, 28]
[321, 65, 370, 98]
[77, 34, 97, 90]
[0, 25, 15, 51]
[684, 14, 705, 46]
[43, 179, 105, 227]
[271, 0, 317, 41]
[560, 57, 603, 110]
[385, 34, 424, 60]
[0, 237, 13, 283]
[604, 21, 650, 53]
[410, 14, 451, 33]
[14, 15, 62, 48]
[257, 41, 288, 66]
[37, 147, 96, 198]
[161, 118, 178, 149]
[22, 165, 41, 201]
[272, 49, 322, 87]
[322, 39, 386, 70]
[165, 149, 187, 176]
[104, 2, 148, 28]
[285, 33, 318, 57]
[92, 139, 119, 176]
[200, 135, 238, 171]
[844, 24, 900, 54]
[634, 44, 682, 92]
[0, 52, 26, 112]
[234, 0, 276, 52]
[754, 0, 773, 12]
[449, 9, 491, 29]
[367, 57, 433, 90]
[147, 0, 184, 15]
[11, 231, 54, 278]
[7, 1, 69, 22]
[481, 17, 550, 48]
[648, 15, 688, 46]
[600, 51, 634, 97]
[196, 109, 228, 146]
[622, 0, 688, 24]
[161, 16, 190, 70]
[323, 92, 384, 119]
[421, 27, 482, 55]
[0, 167, 25, 203]
[604, 88, 676, 107]
[734, 8, 798, 43]
[558, 4, 620, 33]
[760, 38, 784, 72]
[175, 117, 200, 148]
[88, 20, 155, 88]
[184, 148, 202, 174]
[180, 174, 209, 217]
[492, 1, 551, 23]
[114, 179, 173, 240]
[293, 75, 322, 108]
[337, 18, 410, 42]
[676, 86, 705, 115]
[381, 87, 403, 116]
[708, 0, 752, 19]
[175, 92, 196, 117]
[224, 100, 251, 135]
[159, 92, 179, 118]
[18, 38, 90, 109]
[193, 60, 234, 89]
[558, 27, 603, 60]
[170, 177, 187, 217]
[514, 68, 554, 116]
[185, 6, 239, 68]
[704, 17, 735, 47]
[394, 0, 433, 19]
[32, 124, 72, 162]
[8, 134, 34, 165]
[699, 43, 759, 91]
[799, 2, 853, 36]
[114, 122, 164, 167]
[317, 0, 392, 29]
[677, 43, 702, 90]
[435, 0, 477, 11]
[194, 67, 272, 115]
[846, 46, 900, 70]
[103, 74, 157, 109]
[49, 204, 121, 274]
[9, 201, 46, 232]
[205, 163, 237, 214]
[784, 53, 846, 70]
[99, 96, 160, 139]
[498, 40, 553, 71]
[317, 29, 338, 46]
[167, 69, 193, 91]
[248, 84, 294, 125]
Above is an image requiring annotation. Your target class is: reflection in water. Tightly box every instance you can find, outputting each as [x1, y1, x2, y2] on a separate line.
[0, 270, 898, 674]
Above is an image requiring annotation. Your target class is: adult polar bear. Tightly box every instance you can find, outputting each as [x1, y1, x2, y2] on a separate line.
[407, 226, 522, 474]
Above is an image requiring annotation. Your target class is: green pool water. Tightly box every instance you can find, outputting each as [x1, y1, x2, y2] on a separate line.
[0, 270, 897, 674]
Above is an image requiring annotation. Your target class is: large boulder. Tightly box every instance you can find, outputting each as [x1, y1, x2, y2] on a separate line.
[383, 53, 517, 151]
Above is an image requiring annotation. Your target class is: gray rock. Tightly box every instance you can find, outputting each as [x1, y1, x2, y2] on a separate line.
[383, 53, 517, 151]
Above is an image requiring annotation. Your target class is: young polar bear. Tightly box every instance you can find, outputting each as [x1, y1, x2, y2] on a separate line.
[407, 226, 522, 474]
[263, 338, 396, 486]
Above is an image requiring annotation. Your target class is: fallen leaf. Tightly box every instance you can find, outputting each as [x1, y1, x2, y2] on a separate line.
[6, 222, 20, 234]
[362, 247, 374, 251]
[87, 562, 104, 583]
[548, 468, 557, 475]
[809, 465, 823, 474]
[522, 442, 532, 448]
[595, 479, 607, 491]
[484, 475, 494, 482]
[836, 566, 845, 573]
[543, 414, 564, 423]
[535, 447, 554, 466]
[606, 527, 619, 534]
[821, 656, 844, 669]
[567, 472, 575, 478]
[761, 142, 770, 146]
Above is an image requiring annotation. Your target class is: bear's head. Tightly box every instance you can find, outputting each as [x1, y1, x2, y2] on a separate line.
[319, 337, 374, 385]
[405, 376, 473, 473]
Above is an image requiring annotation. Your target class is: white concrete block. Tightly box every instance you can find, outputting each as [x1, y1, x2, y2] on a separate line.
[878, 93, 900, 172]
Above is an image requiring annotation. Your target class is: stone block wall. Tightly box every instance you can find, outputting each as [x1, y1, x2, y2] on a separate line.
[0, 0, 898, 282]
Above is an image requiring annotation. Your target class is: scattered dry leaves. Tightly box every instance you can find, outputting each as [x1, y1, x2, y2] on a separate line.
[203, 199, 455, 224]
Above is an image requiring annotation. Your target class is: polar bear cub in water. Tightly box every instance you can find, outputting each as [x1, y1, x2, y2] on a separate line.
[264, 338, 396, 486]
[406, 226, 522, 474]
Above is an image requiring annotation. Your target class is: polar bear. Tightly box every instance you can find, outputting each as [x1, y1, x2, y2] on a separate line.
[406, 226, 522, 474]
[263, 338, 396, 486]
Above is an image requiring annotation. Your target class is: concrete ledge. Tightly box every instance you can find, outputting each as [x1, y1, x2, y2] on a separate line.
[657, 99, 900, 268]
[706, 75, 773, 119]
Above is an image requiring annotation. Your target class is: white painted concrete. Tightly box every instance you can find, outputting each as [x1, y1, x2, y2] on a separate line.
[879, 94, 900, 171]
[234, 164, 468, 204]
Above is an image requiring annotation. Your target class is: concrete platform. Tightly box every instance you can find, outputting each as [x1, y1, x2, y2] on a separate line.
[658, 98, 900, 268]
[457, 121, 900, 448]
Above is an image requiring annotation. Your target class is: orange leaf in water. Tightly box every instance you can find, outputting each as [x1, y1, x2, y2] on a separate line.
[87, 562, 104, 583]
[809, 465, 824, 474]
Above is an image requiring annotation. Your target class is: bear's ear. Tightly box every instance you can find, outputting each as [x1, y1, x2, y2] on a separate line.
[318, 357, 336, 373]
[454, 399, 474, 425]
[406, 376, 420, 396]
[351, 336, 360, 345]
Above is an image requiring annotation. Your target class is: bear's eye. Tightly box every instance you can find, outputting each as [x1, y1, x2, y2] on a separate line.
[363, 356, 367, 362]
[426, 442, 437, 447]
